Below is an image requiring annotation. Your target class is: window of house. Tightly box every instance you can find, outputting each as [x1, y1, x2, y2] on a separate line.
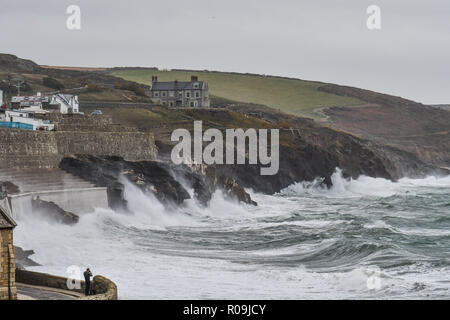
[161, 91, 167, 97]
[186, 91, 190, 98]
[178, 91, 183, 96]
[190, 101, 195, 107]
[193, 83, 199, 89]
[195, 91, 200, 98]
[154, 91, 159, 97]
[169, 91, 174, 97]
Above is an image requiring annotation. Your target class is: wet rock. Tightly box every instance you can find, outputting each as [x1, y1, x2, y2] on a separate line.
[60, 155, 191, 209]
[31, 197, 79, 225]
[14, 246, 40, 268]
[169, 163, 257, 206]
[0, 181, 20, 195]
[222, 177, 257, 206]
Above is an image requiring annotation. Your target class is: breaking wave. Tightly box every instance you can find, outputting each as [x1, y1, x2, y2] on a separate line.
[13, 169, 450, 299]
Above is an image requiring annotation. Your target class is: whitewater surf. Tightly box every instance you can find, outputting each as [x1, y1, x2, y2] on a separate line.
[13, 169, 450, 299]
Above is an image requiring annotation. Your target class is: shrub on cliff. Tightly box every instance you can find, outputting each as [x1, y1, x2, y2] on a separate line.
[0, 79, 32, 94]
[114, 81, 147, 97]
[87, 83, 102, 92]
[43, 77, 65, 90]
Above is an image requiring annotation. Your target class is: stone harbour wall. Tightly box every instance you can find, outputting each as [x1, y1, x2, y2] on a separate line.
[56, 131, 156, 162]
[0, 127, 157, 169]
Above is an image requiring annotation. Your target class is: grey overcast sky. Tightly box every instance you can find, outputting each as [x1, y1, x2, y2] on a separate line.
[0, 0, 449, 104]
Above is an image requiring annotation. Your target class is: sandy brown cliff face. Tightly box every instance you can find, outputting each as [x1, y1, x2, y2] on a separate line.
[153, 109, 447, 199]
[319, 84, 450, 168]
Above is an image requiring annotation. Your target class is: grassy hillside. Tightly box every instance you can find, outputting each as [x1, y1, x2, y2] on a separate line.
[111, 69, 363, 118]
[0, 53, 152, 103]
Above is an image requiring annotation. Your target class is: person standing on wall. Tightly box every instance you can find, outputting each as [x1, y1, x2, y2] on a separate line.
[84, 268, 93, 296]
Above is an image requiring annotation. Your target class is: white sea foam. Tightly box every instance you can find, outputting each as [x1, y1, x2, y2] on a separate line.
[283, 168, 450, 198]
[13, 168, 450, 299]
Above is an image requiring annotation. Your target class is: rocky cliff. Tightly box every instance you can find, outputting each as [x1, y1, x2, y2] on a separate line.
[59, 155, 257, 209]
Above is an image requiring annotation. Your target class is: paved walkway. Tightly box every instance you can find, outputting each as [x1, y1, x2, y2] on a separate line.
[16, 283, 83, 300]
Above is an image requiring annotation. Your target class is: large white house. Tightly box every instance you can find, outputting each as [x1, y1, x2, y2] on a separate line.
[49, 94, 79, 114]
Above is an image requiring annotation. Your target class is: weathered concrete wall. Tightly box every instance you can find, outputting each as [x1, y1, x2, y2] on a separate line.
[9, 187, 108, 218]
[0, 230, 17, 300]
[0, 127, 157, 169]
[16, 268, 82, 294]
[16, 269, 118, 300]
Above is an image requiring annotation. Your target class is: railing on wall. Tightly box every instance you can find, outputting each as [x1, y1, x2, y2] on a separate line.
[0, 121, 33, 130]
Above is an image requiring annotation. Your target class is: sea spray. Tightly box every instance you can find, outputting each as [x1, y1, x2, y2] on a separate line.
[13, 169, 450, 299]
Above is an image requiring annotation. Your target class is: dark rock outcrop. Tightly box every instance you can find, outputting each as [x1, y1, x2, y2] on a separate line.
[59, 155, 191, 210]
[31, 198, 79, 225]
[0, 181, 20, 195]
[222, 177, 257, 206]
[14, 246, 40, 268]
[59, 155, 258, 209]
[168, 163, 258, 206]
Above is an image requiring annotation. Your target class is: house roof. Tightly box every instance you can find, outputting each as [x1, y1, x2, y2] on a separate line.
[54, 94, 74, 104]
[151, 81, 205, 91]
[0, 199, 16, 229]
[12, 96, 49, 103]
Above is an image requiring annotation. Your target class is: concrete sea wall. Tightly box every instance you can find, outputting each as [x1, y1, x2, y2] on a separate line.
[9, 187, 108, 218]
[16, 269, 118, 300]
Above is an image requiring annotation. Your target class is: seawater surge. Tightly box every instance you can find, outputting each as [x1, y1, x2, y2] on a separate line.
[13, 169, 450, 299]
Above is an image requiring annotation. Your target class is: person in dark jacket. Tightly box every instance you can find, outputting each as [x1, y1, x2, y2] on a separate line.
[84, 268, 93, 295]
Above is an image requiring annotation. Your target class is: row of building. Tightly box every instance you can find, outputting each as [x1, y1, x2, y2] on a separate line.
[0, 75, 210, 131]
[0, 90, 80, 131]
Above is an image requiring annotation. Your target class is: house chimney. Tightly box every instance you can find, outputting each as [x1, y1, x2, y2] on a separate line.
[152, 76, 158, 82]
[191, 75, 198, 82]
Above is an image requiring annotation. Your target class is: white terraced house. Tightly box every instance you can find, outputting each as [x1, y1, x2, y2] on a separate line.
[49, 94, 80, 114]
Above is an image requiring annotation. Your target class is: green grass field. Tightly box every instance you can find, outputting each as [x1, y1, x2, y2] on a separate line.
[112, 69, 363, 118]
